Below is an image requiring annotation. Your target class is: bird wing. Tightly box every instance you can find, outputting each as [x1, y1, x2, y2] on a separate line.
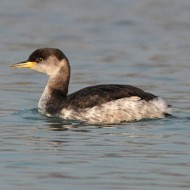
[63, 84, 157, 109]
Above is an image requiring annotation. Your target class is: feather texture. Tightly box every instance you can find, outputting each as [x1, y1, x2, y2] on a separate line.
[62, 84, 157, 109]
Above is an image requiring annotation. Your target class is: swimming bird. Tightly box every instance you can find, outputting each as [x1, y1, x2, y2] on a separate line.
[11, 48, 171, 124]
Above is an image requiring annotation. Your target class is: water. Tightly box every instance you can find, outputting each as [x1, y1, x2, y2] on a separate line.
[1, 0, 190, 189]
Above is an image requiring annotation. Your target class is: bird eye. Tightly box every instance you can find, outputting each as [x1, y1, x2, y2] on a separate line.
[37, 57, 43, 62]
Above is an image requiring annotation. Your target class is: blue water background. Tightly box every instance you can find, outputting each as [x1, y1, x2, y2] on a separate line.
[0, 0, 190, 189]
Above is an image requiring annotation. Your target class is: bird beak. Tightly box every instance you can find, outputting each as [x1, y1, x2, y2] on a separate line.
[11, 61, 37, 68]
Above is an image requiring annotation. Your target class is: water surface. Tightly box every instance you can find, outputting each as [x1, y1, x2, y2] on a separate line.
[1, 0, 190, 189]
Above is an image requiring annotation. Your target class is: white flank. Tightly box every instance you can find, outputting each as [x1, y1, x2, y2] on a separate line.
[60, 97, 171, 124]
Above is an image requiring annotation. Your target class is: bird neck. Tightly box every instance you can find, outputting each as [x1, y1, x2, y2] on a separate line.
[38, 64, 70, 115]
[48, 69, 70, 96]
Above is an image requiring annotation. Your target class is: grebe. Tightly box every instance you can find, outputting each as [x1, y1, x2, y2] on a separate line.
[11, 48, 171, 124]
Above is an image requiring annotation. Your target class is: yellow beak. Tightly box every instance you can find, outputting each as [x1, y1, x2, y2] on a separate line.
[11, 61, 37, 68]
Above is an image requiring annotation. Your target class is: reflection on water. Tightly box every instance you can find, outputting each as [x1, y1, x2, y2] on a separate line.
[1, 0, 190, 189]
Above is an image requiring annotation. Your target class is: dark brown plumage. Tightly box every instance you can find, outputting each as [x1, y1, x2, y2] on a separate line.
[63, 84, 157, 109]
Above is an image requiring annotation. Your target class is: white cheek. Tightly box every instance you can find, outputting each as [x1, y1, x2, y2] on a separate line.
[31, 63, 45, 73]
